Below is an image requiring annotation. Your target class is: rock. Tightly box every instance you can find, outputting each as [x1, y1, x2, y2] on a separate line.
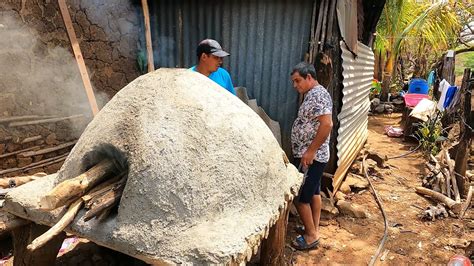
[339, 181, 351, 194]
[375, 104, 385, 113]
[341, 174, 368, 193]
[45, 133, 57, 145]
[0, 143, 5, 154]
[321, 197, 339, 220]
[335, 191, 346, 201]
[336, 200, 368, 218]
[6, 143, 20, 153]
[17, 157, 33, 168]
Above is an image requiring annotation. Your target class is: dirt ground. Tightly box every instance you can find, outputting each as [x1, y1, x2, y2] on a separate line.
[285, 114, 473, 265]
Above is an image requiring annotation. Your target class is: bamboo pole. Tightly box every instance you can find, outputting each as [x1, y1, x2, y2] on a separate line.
[58, 0, 99, 116]
[141, 0, 154, 72]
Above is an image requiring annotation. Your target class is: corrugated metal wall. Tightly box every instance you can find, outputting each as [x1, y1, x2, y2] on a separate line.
[333, 41, 374, 193]
[147, 0, 313, 153]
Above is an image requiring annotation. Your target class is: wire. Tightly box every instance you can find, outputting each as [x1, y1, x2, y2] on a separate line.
[363, 155, 389, 266]
[387, 143, 422, 160]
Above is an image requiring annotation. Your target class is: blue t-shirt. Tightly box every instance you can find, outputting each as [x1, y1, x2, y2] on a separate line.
[190, 66, 236, 95]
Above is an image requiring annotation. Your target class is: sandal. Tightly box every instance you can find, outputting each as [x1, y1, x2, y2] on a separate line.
[292, 235, 319, 250]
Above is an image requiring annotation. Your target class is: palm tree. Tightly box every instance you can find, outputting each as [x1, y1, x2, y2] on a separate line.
[374, 0, 468, 100]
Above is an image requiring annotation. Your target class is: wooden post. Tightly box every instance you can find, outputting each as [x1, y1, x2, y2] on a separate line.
[58, 0, 99, 116]
[260, 206, 290, 265]
[454, 68, 473, 197]
[141, 0, 155, 72]
[12, 223, 66, 266]
[441, 50, 456, 85]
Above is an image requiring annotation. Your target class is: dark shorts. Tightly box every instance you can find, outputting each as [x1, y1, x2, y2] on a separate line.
[294, 158, 327, 204]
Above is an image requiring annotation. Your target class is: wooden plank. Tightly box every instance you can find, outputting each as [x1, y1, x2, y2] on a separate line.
[9, 114, 84, 127]
[19, 141, 76, 157]
[141, 0, 155, 72]
[58, 0, 99, 116]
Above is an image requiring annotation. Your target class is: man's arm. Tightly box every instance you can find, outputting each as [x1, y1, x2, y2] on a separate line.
[301, 114, 333, 167]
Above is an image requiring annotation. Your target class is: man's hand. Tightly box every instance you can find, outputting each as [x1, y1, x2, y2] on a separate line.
[301, 148, 316, 168]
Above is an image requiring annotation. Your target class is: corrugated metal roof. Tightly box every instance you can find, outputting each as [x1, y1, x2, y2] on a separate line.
[332, 41, 374, 194]
[147, 0, 313, 153]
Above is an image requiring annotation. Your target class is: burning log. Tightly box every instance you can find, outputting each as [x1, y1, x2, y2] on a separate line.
[415, 187, 462, 214]
[27, 199, 83, 251]
[0, 173, 47, 188]
[39, 159, 116, 210]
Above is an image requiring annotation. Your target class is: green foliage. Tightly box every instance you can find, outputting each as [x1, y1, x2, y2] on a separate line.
[455, 52, 474, 76]
[413, 112, 445, 156]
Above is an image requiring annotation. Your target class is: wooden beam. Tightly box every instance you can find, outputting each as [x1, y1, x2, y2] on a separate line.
[0, 146, 40, 159]
[141, 0, 154, 72]
[58, 0, 99, 116]
[19, 141, 77, 157]
[9, 114, 84, 127]
[260, 206, 290, 265]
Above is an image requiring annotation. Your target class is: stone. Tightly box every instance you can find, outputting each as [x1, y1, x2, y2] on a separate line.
[335, 191, 346, 202]
[0, 143, 5, 154]
[375, 104, 385, 113]
[6, 143, 20, 153]
[321, 197, 339, 220]
[343, 174, 369, 191]
[339, 182, 351, 194]
[336, 200, 368, 218]
[45, 133, 57, 145]
[17, 157, 33, 168]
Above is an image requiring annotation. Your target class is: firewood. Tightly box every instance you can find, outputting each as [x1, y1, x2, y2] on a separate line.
[83, 180, 126, 221]
[443, 149, 461, 202]
[39, 159, 116, 210]
[0, 212, 29, 236]
[19, 141, 77, 157]
[27, 199, 83, 251]
[0, 173, 46, 188]
[459, 186, 473, 219]
[8, 114, 84, 127]
[415, 187, 462, 214]
[81, 173, 125, 204]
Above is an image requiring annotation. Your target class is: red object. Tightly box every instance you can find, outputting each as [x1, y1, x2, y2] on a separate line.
[447, 255, 472, 266]
[404, 93, 430, 107]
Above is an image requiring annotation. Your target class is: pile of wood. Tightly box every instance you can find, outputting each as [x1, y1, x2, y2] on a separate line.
[416, 148, 472, 218]
[9, 159, 127, 251]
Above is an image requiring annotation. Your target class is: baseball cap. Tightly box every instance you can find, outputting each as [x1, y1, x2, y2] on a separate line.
[197, 39, 230, 58]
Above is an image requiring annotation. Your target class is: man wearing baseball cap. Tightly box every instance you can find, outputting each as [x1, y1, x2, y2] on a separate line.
[190, 39, 236, 95]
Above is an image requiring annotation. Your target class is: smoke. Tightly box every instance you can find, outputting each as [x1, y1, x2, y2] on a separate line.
[0, 11, 111, 136]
